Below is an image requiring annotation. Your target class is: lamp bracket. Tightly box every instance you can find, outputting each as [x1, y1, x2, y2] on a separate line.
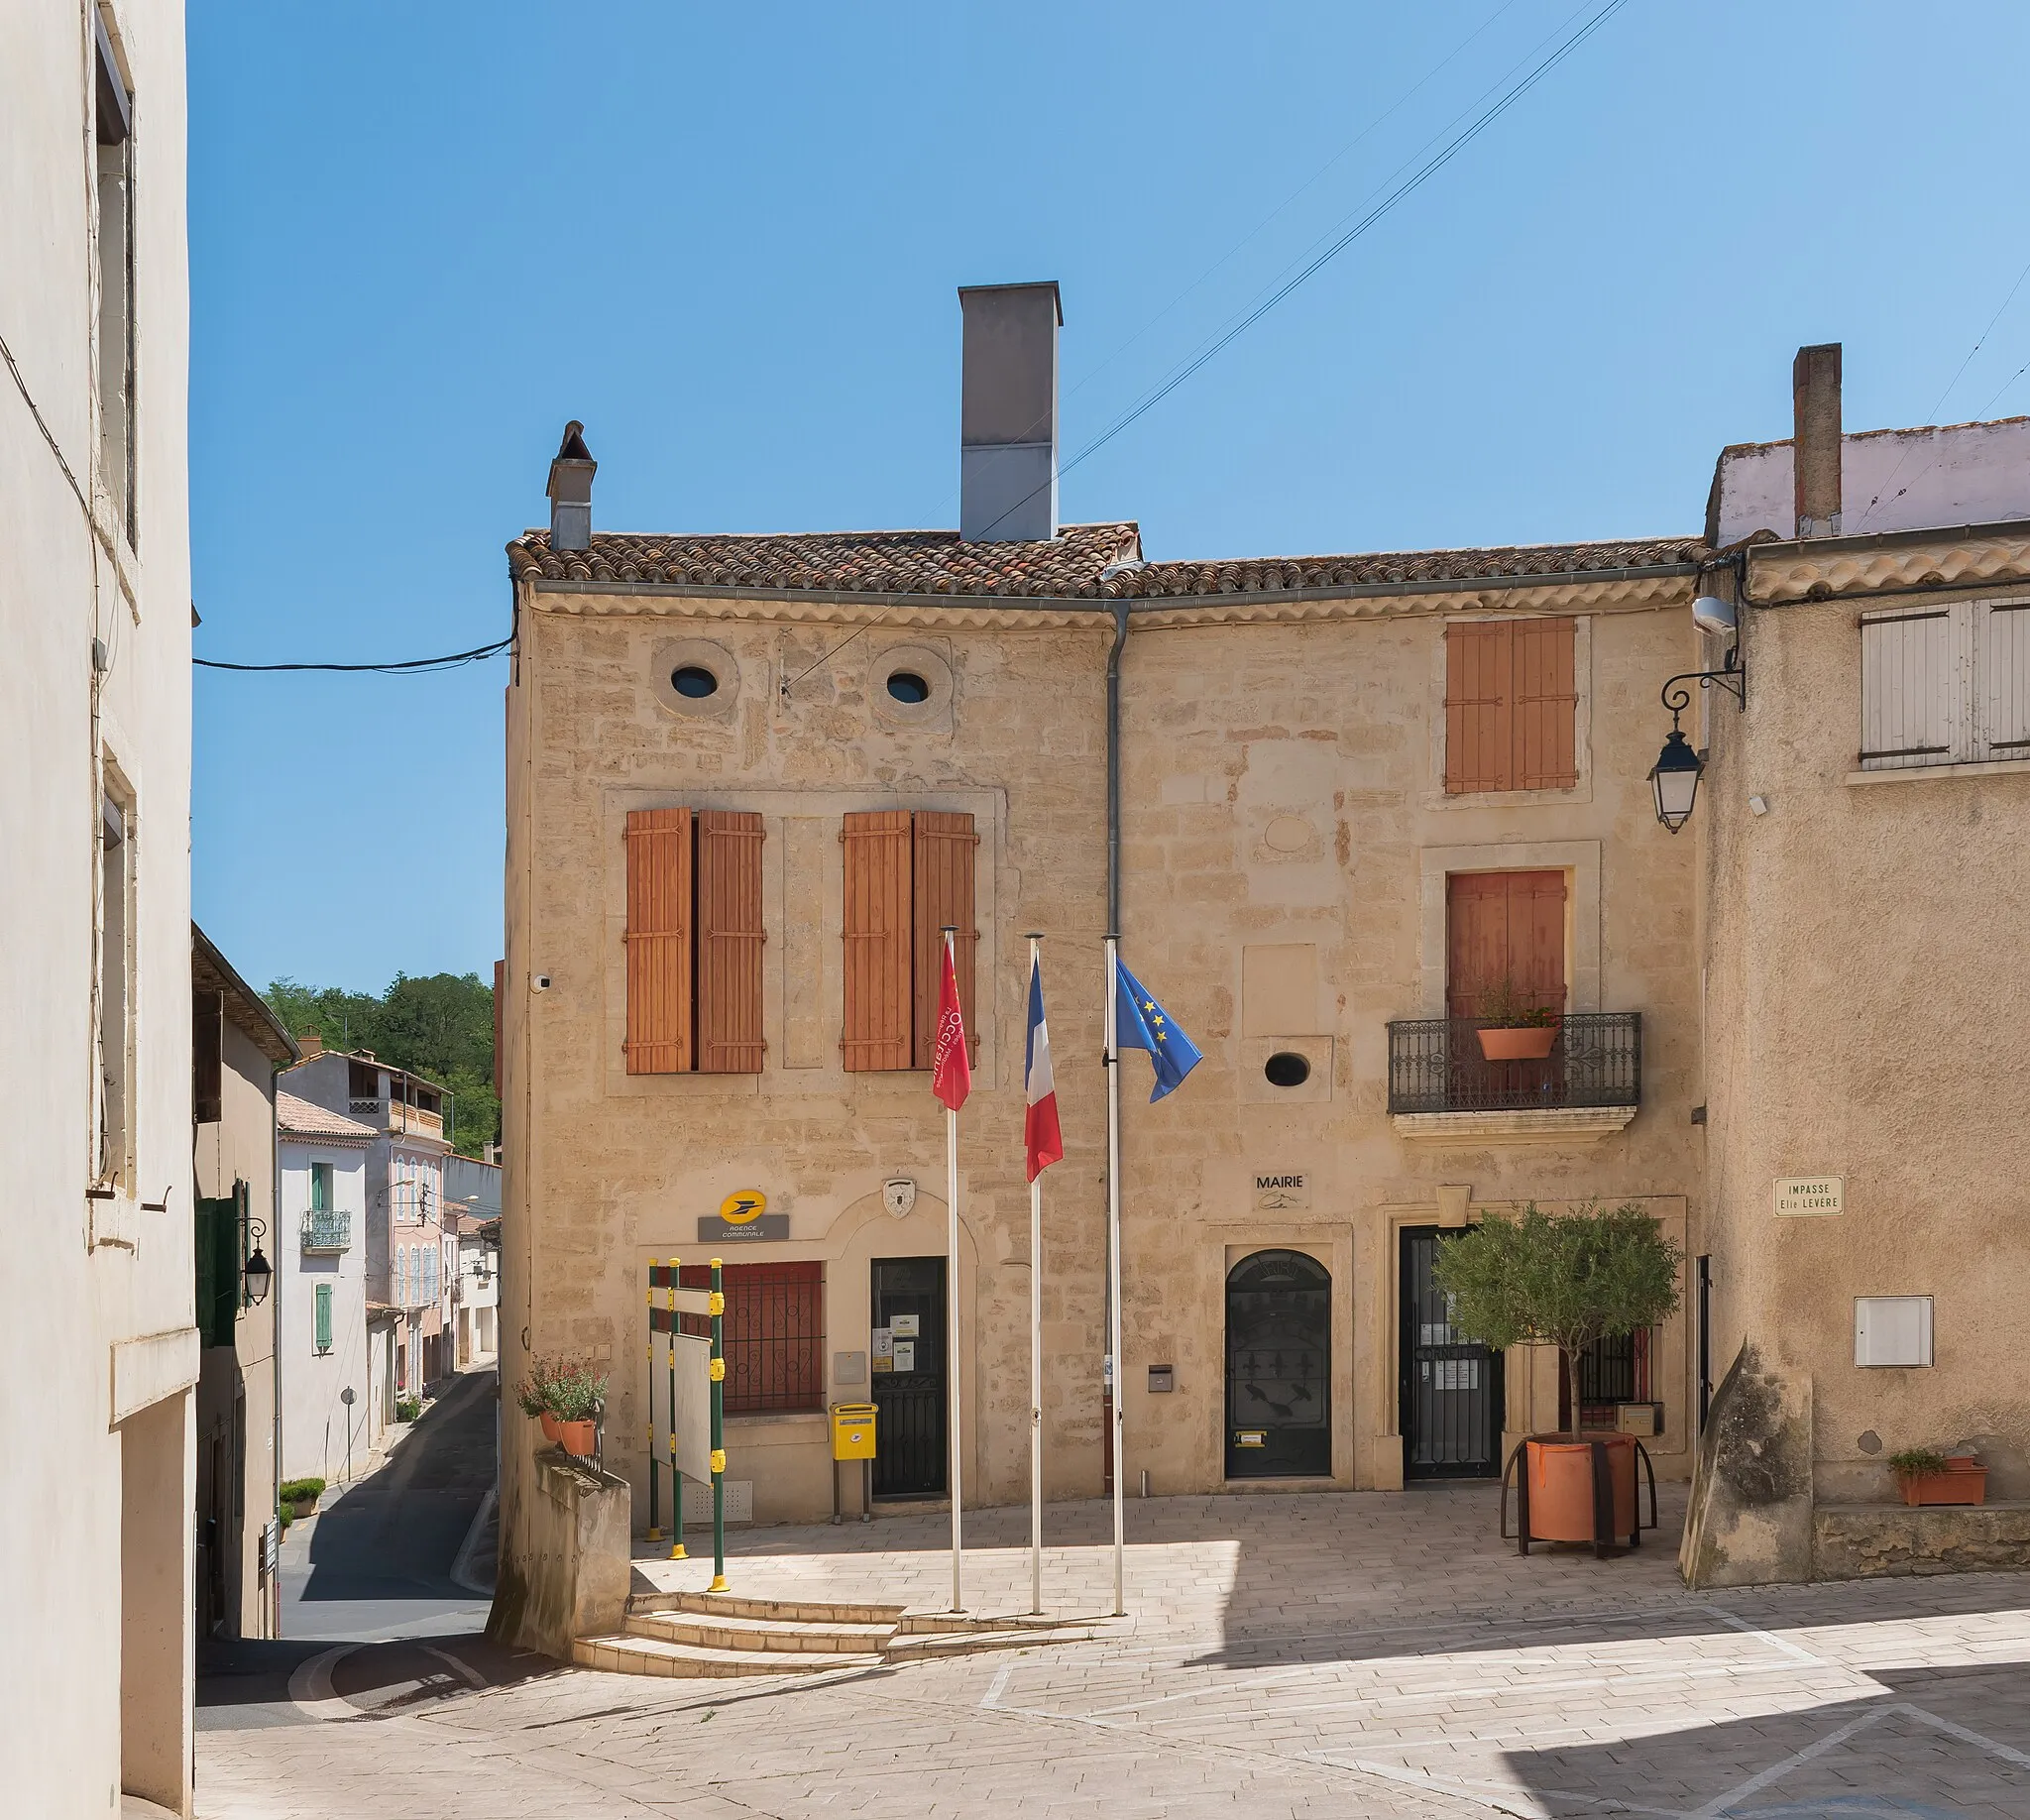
[1660, 640, 1745, 723]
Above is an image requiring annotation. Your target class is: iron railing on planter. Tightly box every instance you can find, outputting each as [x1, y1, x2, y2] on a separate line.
[299, 1209, 353, 1252]
[1385, 1013, 1641, 1114]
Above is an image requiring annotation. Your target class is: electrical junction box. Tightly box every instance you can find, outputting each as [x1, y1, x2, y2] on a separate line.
[1855, 1296, 1933, 1367]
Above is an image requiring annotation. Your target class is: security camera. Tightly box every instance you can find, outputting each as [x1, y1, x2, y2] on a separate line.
[532, 973, 552, 992]
[1692, 595, 1738, 636]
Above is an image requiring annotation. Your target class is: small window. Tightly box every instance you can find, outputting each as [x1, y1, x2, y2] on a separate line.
[193, 989, 224, 1124]
[97, 781, 133, 1184]
[672, 664, 720, 699]
[1263, 1052, 1311, 1088]
[310, 1162, 331, 1213]
[1861, 601, 2030, 770]
[1444, 619, 1578, 793]
[885, 670, 931, 704]
[679, 1261, 825, 1413]
[314, 1283, 333, 1353]
[94, 15, 136, 542]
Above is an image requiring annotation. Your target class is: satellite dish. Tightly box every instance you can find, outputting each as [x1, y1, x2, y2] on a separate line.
[1692, 595, 1737, 635]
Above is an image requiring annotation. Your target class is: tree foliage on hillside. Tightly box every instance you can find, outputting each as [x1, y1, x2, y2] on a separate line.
[265, 971, 498, 1158]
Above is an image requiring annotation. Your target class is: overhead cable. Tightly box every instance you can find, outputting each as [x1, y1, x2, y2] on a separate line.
[193, 634, 513, 674]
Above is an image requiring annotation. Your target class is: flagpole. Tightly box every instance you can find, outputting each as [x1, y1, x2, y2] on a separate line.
[944, 927, 964, 1614]
[1103, 933, 1125, 1619]
[1027, 934, 1045, 1618]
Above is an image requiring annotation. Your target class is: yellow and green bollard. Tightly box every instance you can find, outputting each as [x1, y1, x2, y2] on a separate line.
[645, 1259, 661, 1543]
[709, 1256, 728, 1592]
[668, 1257, 685, 1559]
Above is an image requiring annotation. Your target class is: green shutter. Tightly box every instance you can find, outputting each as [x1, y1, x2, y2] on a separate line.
[195, 1195, 239, 1347]
[310, 1163, 329, 1212]
[314, 1283, 333, 1351]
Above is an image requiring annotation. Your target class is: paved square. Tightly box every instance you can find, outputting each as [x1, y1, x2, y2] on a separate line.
[197, 1485, 2030, 1818]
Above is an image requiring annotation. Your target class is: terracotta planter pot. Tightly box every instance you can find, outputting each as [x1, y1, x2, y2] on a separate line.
[289, 1496, 317, 1519]
[1477, 1023, 1560, 1062]
[1522, 1432, 1637, 1543]
[557, 1419, 598, 1459]
[538, 1410, 560, 1443]
[1899, 1461, 1986, 1506]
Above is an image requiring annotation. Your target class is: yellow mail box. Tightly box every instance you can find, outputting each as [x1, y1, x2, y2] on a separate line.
[831, 1402, 877, 1461]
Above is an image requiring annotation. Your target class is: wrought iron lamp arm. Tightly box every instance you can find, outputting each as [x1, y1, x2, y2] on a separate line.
[1659, 639, 1745, 722]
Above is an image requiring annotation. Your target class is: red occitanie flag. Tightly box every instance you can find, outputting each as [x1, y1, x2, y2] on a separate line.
[931, 934, 971, 1111]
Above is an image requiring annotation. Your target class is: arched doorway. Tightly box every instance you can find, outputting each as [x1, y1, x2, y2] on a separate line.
[1224, 1249, 1331, 1479]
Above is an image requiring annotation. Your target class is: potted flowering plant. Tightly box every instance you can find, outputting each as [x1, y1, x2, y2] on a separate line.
[1889, 1446, 1987, 1507]
[514, 1357, 562, 1442]
[545, 1359, 609, 1460]
[1474, 975, 1563, 1062]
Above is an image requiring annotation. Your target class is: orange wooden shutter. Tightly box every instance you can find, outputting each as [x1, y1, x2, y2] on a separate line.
[911, 811, 979, 1069]
[1445, 869, 1567, 1017]
[1444, 623, 1513, 793]
[624, 807, 692, 1074]
[696, 811, 766, 1074]
[1513, 618, 1578, 789]
[841, 811, 913, 1071]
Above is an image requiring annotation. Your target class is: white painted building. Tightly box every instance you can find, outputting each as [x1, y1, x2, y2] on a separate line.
[1, 4, 198, 1811]
[277, 1092, 384, 1484]
[446, 1154, 502, 1364]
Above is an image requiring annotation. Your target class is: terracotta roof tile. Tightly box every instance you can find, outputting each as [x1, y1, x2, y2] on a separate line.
[508, 523, 1144, 599]
[509, 525, 1709, 602]
[277, 1090, 377, 1143]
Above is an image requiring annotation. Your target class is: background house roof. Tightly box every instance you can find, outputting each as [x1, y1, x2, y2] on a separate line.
[277, 1090, 377, 1144]
[508, 524, 1709, 603]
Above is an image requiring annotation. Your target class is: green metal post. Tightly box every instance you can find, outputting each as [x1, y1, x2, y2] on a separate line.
[669, 1256, 685, 1558]
[646, 1260, 661, 1542]
[710, 1256, 728, 1591]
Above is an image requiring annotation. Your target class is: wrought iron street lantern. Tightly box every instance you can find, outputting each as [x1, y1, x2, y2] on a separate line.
[1651, 613, 1746, 834]
[243, 1215, 272, 1306]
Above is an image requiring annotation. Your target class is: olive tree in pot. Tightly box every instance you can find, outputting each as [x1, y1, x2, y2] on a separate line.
[1434, 1200, 1682, 1550]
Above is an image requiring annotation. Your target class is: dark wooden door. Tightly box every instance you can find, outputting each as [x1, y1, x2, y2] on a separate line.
[1225, 1250, 1331, 1479]
[1400, 1227, 1505, 1479]
[870, 1257, 947, 1498]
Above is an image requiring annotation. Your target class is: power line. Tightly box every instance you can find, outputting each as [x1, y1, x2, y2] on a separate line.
[976, 0, 1633, 538]
[193, 634, 512, 674]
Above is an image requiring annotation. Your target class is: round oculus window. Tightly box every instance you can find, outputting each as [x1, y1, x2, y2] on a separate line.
[671, 664, 720, 700]
[1263, 1052, 1312, 1088]
[885, 670, 932, 705]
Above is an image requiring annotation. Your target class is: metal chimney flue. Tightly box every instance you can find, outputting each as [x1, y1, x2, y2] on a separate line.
[959, 282, 1062, 543]
[1792, 344, 1842, 538]
[547, 420, 596, 552]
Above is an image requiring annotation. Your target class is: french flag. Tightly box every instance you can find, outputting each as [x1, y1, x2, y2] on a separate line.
[1023, 953, 1064, 1182]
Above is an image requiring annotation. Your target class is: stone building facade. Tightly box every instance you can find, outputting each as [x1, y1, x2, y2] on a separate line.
[497, 286, 1719, 1591]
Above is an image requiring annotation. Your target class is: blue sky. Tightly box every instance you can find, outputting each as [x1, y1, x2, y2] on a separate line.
[190, 0, 2030, 992]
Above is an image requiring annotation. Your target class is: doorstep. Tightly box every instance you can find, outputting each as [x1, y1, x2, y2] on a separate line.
[1814, 1499, 2030, 1580]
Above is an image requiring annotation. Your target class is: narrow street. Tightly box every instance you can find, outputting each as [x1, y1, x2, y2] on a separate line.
[194, 1363, 526, 1767]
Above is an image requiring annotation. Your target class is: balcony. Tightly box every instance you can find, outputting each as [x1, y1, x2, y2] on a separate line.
[1385, 1013, 1641, 1145]
[300, 1209, 352, 1252]
[348, 1095, 444, 1139]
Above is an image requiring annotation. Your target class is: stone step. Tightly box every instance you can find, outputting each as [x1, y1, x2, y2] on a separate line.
[625, 1608, 898, 1653]
[885, 1624, 1111, 1661]
[629, 1588, 906, 1627]
[574, 1634, 882, 1679]
[895, 1609, 1110, 1636]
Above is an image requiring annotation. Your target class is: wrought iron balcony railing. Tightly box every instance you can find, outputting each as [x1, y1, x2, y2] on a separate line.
[1385, 1013, 1641, 1114]
[300, 1209, 352, 1252]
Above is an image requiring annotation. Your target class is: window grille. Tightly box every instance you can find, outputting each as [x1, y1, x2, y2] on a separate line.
[679, 1261, 825, 1414]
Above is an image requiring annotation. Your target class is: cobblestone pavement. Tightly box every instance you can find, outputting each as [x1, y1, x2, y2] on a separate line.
[197, 1484, 2030, 1818]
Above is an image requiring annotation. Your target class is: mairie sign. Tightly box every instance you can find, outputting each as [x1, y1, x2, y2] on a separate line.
[700, 1189, 787, 1242]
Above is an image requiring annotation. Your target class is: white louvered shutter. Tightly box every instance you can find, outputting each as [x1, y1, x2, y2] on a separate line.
[1977, 601, 2030, 760]
[1860, 608, 1961, 770]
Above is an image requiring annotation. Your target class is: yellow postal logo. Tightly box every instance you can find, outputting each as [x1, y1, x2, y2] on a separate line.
[719, 1191, 768, 1225]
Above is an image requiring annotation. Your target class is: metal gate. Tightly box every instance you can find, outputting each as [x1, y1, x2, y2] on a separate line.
[1400, 1227, 1505, 1479]
[1224, 1250, 1331, 1479]
[870, 1256, 946, 1498]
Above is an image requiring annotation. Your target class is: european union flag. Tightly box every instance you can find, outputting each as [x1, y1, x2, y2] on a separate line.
[1112, 958, 1204, 1102]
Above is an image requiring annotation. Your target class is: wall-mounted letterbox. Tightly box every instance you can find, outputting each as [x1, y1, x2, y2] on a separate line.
[1856, 1296, 1933, 1367]
[1148, 1364, 1175, 1393]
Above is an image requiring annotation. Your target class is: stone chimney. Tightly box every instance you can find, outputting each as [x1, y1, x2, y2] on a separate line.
[959, 283, 1062, 543]
[547, 420, 596, 552]
[1792, 344, 1842, 537]
[298, 1034, 323, 1059]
